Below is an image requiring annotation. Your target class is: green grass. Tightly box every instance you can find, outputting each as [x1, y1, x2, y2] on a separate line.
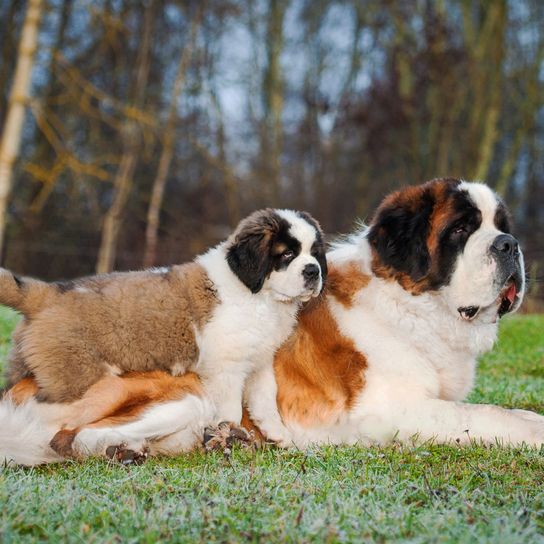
[1, 309, 543, 543]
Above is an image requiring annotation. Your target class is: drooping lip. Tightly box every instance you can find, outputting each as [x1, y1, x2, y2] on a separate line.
[497, 274, 520, 317]
[457, 273, 522, 322]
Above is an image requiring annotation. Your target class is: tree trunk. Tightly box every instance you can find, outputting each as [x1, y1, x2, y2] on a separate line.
[0, 0, 25, 126]
[260, 0, 287, 206]
[143, 14, 200, 268]
[0, 0, 43, 264]
[96, 1, 155, 273]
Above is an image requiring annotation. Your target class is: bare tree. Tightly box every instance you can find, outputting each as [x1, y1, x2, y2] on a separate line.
[0, 0, 43, 262]
[260, 0, 288, 205]
[143, 11, 201, 268]
[96, 1, 156, 273]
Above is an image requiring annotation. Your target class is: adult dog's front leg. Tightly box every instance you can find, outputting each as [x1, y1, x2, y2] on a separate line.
[369, 399, 544, 446]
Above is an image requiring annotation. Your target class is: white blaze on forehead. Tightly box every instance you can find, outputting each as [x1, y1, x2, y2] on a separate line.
[458, 181, 499, 228]
[275, 209, 317, 252]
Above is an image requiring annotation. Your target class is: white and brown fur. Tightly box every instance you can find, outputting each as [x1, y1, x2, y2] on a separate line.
[3, 179, 544, 465]
[0, 209, 326, 448]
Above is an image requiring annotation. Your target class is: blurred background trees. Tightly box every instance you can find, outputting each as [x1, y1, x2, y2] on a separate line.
[0, 0, 542, 307]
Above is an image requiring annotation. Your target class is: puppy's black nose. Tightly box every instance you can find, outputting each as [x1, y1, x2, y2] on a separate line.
[302, 263, 320, 282]
[491, 234, 519, 257]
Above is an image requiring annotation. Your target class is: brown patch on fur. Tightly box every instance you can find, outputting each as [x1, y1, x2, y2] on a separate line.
[50, 428, 78, 457]
[274, 294, 366, 428]
[62, 371, 203, 429]
[426, 181, 457, 257]
[4, 263, 218, 403]
[4, 376, 39, 405]
[370, 253, 429, 294]
[327, 262, 370, 307]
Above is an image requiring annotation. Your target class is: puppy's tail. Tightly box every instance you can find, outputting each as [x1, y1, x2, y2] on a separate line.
[0, 398, 62, 466]
[0, 268, 52, 317]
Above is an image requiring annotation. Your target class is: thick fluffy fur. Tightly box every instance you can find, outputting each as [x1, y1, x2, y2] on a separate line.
[0, 209, 326, 434]
[3, 179, 544, 465]
[4, 263, 218, 401]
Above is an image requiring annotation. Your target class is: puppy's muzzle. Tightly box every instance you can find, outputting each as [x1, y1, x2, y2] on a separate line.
[302, 263, 321, 289]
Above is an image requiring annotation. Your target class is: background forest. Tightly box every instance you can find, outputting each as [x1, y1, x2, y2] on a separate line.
[0, 0, 542, 308]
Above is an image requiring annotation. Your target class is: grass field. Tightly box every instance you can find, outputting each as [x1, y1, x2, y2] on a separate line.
[1, 308, 543, 543]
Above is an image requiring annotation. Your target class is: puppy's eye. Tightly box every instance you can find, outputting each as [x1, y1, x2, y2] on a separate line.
[281, 250, 294, 260]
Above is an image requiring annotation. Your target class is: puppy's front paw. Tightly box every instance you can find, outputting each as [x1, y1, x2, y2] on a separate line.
[203, 421, 254, 455]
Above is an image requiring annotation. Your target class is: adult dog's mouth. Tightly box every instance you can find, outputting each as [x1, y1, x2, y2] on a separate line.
[497, 275, 519, 318]
[457, 274, 521, 322]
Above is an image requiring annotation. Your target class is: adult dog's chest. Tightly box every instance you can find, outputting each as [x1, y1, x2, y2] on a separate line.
[330, 290, 485, 403]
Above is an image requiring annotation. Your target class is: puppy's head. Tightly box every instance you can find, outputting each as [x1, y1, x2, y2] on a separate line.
[367, 178, 524, 323]
[226, 209, 327, 302]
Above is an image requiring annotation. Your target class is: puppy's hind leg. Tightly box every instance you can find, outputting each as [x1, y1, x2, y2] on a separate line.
[22, 325, 111, 403]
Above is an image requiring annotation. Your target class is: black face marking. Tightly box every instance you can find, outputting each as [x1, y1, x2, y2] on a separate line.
[368, 187, 435, 282]
[227, 211, 300, 293]
[270, 223, 301, 272]
[13, 275, 23, 288]
[296, 210, 328, 289]
[429, 189, 482, 289]
[369, 179, 486, 291]
[493, 201, 512, 234]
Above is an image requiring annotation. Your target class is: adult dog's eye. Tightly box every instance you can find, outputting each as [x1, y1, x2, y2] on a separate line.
[452, 226, 467, 235]
[281, 250, 294, 260]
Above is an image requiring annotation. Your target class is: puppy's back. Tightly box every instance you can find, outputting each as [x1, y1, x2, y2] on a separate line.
[5, 263, 220, 402]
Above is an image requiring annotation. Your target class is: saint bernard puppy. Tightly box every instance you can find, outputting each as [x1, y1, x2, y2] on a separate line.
[0, 208, 326, 458]
[2, 178, 544, 465]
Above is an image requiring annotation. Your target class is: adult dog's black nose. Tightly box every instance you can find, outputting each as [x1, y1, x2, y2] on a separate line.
[302, 263, 320, 282]
[491, 234, 519, 258]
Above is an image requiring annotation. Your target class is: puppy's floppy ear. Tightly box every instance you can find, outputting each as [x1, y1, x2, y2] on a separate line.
[226, 211, 278, 293]
[296, 211, 328, 290]
[367, 190, 433, 282]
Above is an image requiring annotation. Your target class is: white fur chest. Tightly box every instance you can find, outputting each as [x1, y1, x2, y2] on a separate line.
[330, 277, 498, 405]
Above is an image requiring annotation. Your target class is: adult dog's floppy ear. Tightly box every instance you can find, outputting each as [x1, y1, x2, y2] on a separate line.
[226, 210, 278, 293]
[367, 189, 433, 282]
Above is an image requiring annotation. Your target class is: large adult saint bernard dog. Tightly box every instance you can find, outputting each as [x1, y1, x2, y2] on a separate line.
[2, 178, 543, 465]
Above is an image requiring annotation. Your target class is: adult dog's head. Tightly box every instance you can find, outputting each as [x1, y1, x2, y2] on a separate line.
[227, 209, 327, 302]
[367, 178, 524, 323]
